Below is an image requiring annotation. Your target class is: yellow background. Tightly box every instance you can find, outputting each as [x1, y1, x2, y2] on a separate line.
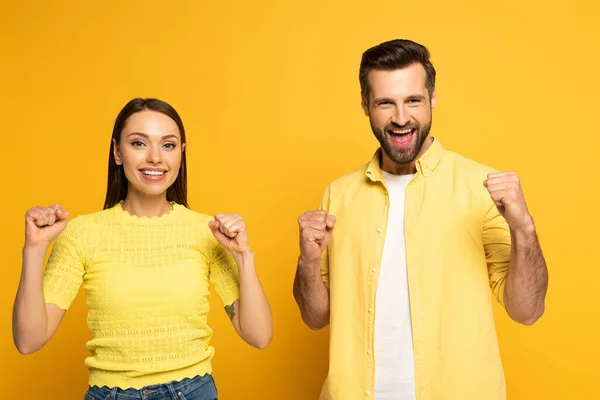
[1, 0, 598, 398]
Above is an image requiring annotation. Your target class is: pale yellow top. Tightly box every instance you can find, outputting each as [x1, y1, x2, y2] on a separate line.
[319, 139, 510, 400]
[43, 203, 240, 389]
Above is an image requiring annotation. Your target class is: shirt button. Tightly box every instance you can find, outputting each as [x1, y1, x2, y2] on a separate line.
[366, 391, 372, 396]
[377, 227, 382, 233]
[368, 307, 373, 313]
[367, 349, 372, 354]
[371, 267, 376, 272]
[424, 168, 429, 173]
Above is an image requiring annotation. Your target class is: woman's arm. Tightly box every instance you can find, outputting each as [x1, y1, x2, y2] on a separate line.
[209, 214, 273, 349]
[13, 205, 69, 354]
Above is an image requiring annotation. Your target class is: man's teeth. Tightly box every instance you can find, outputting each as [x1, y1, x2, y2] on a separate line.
[142, 170, 166, 176]
[391, 128, 413, 135]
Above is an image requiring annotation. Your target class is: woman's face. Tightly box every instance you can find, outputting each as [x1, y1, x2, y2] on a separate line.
[114, 110, 185, 200]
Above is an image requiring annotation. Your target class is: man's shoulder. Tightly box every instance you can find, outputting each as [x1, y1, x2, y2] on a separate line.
[323, 161, 370, 197]
[442, 149, 498, 177]
[331, 163, 369, 187]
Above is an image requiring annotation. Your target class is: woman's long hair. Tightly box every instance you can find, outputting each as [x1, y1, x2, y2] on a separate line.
[103, 98, 188, 209]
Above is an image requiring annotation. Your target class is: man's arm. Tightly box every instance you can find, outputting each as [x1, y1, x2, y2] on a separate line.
[293, 255, 330, 330]
[293, 210, 335, 330]
[504, 226, 548, 325]
[484, 172, 548, 325]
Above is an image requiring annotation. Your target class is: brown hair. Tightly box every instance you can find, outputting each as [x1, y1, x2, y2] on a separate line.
[359, 39, 436, 103]
[103, 98, 188, 209]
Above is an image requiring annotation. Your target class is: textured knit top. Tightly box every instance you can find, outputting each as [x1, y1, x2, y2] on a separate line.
[42, 202, 241, 389]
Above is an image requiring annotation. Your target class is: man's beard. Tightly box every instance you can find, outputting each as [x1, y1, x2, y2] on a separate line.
[370, 117, 432, 164]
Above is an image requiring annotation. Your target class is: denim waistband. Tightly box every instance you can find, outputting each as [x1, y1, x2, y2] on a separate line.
[86, 374, 214, 400]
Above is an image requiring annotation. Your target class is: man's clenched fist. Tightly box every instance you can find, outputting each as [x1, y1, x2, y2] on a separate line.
[298, 210, 336, 263]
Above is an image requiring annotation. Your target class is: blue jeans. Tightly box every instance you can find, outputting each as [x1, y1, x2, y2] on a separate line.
[84, 374, 218, 400]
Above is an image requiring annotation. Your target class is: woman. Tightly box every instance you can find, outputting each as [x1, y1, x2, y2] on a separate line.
[12, 98, 273, 400]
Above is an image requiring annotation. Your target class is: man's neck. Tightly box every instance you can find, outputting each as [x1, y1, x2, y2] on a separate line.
[380, 136, 433, 175]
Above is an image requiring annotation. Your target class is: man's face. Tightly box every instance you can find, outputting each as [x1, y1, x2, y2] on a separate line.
[363, 63, 436, 168]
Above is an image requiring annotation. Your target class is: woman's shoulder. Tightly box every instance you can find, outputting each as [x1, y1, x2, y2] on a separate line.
[74, 206, 118, 223]
[53, 208, 111, 240]
[60, 206, 126, 235]
[174, 206, 221, 246]
[174, 205, 214, 223]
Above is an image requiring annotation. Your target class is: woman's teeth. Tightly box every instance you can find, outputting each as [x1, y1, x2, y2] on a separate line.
[141, 170, 165, 176]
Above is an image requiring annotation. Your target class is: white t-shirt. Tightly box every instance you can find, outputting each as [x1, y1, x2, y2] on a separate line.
[374, 171, 416, 400]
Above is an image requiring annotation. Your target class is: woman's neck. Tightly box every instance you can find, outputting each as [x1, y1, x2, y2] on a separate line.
[121, 191, 173, 218]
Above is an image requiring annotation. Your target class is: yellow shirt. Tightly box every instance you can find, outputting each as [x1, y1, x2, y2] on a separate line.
[43, 202, 240, 389]
[318, 139, 510, 400]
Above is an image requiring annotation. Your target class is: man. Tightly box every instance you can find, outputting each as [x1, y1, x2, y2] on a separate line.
[293, 39, 548, 400]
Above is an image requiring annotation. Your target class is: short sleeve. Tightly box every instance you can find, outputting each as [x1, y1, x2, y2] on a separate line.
[319, 185, 331, 288]
[43, 216, 87, 311]
[483, 203, 511, 306]
[209, 240, 241, 307]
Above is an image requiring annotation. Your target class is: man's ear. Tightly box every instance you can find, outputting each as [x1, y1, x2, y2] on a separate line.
[361, 97, 369, 116]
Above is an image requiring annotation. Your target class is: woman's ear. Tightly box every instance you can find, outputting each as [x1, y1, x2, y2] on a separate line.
[113, 138, 123, 165]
